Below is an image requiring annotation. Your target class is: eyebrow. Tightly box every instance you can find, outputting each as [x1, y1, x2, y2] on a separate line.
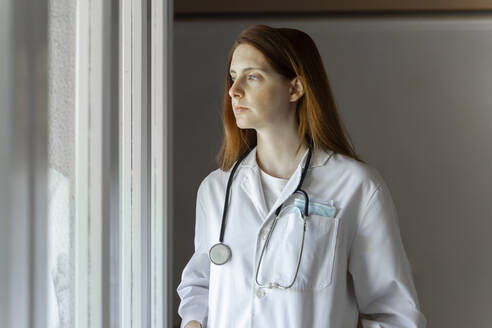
[229, 67, 268, 74]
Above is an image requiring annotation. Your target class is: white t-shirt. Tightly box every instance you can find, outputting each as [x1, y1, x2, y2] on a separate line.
[259, 168, 289, 212]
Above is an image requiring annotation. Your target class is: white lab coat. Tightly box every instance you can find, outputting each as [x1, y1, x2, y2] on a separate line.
[177, 146, 427, 328]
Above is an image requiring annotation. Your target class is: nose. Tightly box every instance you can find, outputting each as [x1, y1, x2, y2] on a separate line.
[228, 79, 244, 99]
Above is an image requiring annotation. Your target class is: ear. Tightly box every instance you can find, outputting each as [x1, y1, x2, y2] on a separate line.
[289, 76, 305, 102]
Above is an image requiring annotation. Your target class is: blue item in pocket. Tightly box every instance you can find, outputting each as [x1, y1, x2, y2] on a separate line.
[280, 197, 337, 218]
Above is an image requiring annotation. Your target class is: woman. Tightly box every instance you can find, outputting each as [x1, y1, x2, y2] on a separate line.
[177, 24, 427, 328]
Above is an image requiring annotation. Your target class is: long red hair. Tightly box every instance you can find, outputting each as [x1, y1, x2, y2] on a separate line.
[217, 24, 365, 170]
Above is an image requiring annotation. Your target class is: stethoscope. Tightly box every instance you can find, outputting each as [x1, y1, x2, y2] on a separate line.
[209, 140, 313, 289]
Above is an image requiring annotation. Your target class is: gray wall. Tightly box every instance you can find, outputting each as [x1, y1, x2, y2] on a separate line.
[173, 16, 492, 327]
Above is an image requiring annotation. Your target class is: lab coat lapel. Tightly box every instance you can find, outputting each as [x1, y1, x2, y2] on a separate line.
[240, 166, 269, 219]
[239, 148, 269, 219]
[239, 146, 330, 223]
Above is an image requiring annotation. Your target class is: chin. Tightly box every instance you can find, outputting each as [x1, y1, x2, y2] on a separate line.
[236, 123, 252, 130]
[235, 118, 254, 130]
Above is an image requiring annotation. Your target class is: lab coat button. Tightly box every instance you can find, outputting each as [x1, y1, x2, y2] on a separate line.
[255, 288, 266, 298]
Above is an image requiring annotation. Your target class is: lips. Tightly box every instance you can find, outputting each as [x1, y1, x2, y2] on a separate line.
[233, 105, 249, 113]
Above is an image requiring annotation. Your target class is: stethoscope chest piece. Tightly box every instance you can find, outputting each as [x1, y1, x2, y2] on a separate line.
[209, 242, 231, 265]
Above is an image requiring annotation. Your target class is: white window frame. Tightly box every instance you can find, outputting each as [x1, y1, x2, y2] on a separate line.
[75, 1, 118, 327]
[120, 0, 173, 327]
[120, 0, 149, 327]
[150, 0, 174, 327]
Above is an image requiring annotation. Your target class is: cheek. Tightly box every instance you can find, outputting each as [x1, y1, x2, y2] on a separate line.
[254, 85, 290, 111]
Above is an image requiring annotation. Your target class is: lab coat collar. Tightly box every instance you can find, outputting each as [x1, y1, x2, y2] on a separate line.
[239, 145, 334, 221]
[238, 145, 333, 169]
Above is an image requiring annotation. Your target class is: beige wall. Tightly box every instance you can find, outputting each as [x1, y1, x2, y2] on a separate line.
[173, 16, 492, 327]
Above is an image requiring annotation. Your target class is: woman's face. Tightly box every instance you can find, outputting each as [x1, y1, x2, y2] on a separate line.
[228, 43, 298, 131]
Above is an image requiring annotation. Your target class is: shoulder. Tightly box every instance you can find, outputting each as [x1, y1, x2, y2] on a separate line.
[334, 152, 383, 182]
[196, 167, 231, 199]
[321, 151, 386, 194]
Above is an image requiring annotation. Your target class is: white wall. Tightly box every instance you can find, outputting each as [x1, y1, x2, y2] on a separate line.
[173, 16, 492, 327]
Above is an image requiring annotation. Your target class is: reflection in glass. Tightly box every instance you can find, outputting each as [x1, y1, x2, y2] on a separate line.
[47, 0, 76, 326]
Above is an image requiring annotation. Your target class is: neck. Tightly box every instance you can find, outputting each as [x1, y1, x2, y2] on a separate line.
[256, 133, 309, 179]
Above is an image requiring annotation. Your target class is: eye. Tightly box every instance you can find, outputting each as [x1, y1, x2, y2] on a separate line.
[230, 74, 259, 82]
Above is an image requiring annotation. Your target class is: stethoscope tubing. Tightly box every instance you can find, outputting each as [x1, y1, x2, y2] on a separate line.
[219, 147, 254, 243]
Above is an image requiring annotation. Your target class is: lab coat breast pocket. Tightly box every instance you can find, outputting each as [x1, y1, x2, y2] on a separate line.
[299, 212, 340, 290]
[257, 203, 341, 291]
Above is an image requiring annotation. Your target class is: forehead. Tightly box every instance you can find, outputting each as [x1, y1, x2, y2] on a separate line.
[230, 43, 271, 72]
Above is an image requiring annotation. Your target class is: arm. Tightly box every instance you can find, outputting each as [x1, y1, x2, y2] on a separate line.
[177, 185, 210, 328]
[348, 182, 427, 328]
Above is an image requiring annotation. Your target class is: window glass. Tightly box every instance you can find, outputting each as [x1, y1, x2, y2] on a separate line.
[47, 1, 76, 326]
